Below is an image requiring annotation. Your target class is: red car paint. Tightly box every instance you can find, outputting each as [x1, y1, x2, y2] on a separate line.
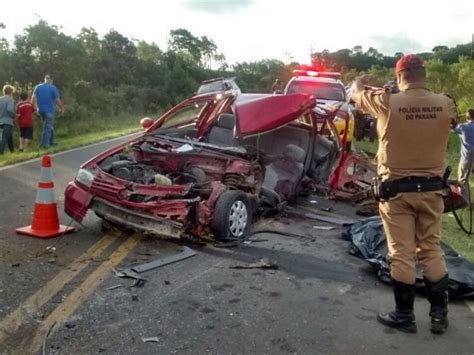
[64, 92, 375, 240]
[235, 94, 315, 135]
[64, 93, 317, 239]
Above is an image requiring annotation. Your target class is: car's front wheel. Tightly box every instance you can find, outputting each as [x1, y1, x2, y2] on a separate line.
[211, 190, 251, 240]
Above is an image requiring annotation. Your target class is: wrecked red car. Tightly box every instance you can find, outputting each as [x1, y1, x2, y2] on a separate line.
[65, 92, 365, 241]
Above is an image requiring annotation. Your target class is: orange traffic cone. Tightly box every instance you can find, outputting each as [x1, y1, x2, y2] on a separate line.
[16, 155, 75, 238]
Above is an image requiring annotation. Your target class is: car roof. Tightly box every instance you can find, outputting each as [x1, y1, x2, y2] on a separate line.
[201, 77, 237, 85]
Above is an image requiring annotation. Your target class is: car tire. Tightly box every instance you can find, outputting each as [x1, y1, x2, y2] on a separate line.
[211, 190, 251, 240]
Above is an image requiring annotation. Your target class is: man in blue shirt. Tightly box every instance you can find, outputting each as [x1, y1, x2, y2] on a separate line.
[32, 75, 64, 148]
[453, 109, 474, 199]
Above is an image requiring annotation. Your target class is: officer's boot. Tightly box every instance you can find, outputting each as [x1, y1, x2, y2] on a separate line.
[424, 274, 449, 334]
[377, 279, 417, 333]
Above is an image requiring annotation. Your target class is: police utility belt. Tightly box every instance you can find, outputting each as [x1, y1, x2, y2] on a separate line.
[371, 176, 446, 201]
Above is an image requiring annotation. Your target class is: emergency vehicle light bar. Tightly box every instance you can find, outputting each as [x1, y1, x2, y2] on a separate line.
[292, 70, 341, 79]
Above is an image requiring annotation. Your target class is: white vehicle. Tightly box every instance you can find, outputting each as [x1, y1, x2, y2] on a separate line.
[195, 77, 241, 96]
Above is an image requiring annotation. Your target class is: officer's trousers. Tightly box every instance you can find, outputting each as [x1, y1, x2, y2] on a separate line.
[379, 191, 447, 285]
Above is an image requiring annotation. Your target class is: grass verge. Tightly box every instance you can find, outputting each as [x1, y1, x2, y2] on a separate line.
[354, 138, 474, 262]
[0, 113, 146, 167]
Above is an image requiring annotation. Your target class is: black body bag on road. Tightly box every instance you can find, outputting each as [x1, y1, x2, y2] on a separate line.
[342, 216, 474, 300]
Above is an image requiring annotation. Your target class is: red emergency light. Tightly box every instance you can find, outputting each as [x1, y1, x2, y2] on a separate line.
[292, 68, 341, 79]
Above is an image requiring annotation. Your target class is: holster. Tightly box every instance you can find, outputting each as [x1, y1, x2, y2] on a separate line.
[371, 167, 451, 202]
[371, 177, 394, 201]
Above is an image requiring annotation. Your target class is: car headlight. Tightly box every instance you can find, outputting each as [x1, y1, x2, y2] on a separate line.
[75, 168, 96, 188]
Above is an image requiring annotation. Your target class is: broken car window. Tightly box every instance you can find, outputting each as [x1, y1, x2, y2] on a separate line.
[160, 101, 209, 129]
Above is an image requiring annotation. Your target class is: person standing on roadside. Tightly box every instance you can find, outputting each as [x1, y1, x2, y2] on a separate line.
[32, 74, 64, 148]
[16, 92, 36, 152]
[351, 54, 458, 335]
[0, 84, 16, 155]
[452, 109, 474, 200]
[271, 78, 283, 93]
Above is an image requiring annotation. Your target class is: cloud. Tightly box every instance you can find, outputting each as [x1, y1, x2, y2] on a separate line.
[180, 0, 255, 14]
[449, 10, 472, 22]
[369, 33, 425, 55]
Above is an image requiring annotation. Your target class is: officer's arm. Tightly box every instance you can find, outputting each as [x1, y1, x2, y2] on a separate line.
[351, 76, 390, 117]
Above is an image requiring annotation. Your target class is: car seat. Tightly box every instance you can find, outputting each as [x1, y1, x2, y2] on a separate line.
[206, 113, 236, 146]
[263, 144, 306, 201]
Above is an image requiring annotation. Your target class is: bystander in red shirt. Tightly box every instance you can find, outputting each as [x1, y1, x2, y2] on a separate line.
[16, 100, 35, 128]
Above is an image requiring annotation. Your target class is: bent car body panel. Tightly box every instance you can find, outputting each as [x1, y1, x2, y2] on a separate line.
[64, 182, 93, 221]
[148, 93, 316, 138]
[235, 94, 315, 135]
[64, 90, 377, 240]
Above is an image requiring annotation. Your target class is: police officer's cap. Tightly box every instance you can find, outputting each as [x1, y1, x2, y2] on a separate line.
[395, 54, 424, 74]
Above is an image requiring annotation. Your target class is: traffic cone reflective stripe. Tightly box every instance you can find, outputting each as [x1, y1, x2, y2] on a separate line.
[16, 155, 75, 239]
[38, 157, 53, 183]
[35, 183, 56, 203]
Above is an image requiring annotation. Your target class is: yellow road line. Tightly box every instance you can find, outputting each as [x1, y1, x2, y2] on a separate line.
[26, 234, 142, 353]
[0, 233, 117, 344]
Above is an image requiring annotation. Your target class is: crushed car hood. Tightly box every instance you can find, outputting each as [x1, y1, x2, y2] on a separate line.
[235, 94, 315, 135]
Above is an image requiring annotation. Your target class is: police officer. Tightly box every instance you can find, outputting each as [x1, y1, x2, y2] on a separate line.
[351, 54, 457, 334]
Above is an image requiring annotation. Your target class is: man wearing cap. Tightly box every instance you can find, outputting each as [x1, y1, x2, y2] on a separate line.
[351, 55, 458, 334]
[32, 75, 64, 148]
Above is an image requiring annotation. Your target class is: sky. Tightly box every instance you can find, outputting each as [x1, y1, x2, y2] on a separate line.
[1, 0, 472, 64]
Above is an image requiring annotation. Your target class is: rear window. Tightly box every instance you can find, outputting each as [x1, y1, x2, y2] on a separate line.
[197, 81, 225, 94]
[287, 81, 346, 101]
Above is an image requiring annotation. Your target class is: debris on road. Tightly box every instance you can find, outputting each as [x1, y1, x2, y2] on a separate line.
[104, 284, 123, 291]
[46, 246, 56, 253]
[320, 207, 333, 212]
[243, 238, 269, 244]
[113, 268, 146, 287]
[230, 258, 279, 270]
[355, 206, 378, 217]
[142, 337, 160, 343]
[130, 247, 196, 273]
[313, 226, 335, 231]
[342, 216, 474, 300]
[11, 263, 20, 268]
[64, 320, 76, 329]
[41, 321, 56, 355]
[304, 212, 356, 226]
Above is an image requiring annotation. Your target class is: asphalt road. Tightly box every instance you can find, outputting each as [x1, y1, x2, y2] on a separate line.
[0, 136, 473, 354]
